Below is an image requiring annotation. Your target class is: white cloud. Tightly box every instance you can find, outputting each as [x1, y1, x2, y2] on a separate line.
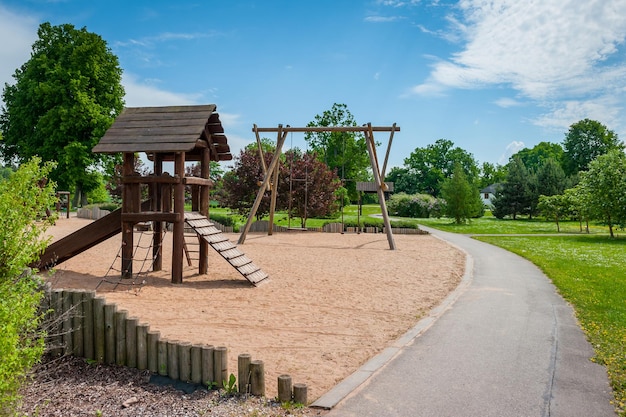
[499, 140, 525, 164]
[532, 96, 622, 132]
[494, 97, 522, 108]
[364, 15, 404, 23]
[412, 0, 626, 136]
[122, 73, 203, 107]
[0, 6, 38, 90]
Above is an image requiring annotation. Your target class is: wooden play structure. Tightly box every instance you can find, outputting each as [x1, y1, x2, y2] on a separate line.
[238, 123, 400, 250]
[39, 105, 267, 286]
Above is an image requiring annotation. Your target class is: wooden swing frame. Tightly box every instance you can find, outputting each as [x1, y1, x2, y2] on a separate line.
[238, 123, 399, 250]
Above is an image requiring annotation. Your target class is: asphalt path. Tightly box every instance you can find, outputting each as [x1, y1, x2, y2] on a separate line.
[321, 227, 615, 417]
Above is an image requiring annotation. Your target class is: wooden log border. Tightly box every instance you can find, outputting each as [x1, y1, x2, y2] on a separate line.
[42, 288, 308, 403]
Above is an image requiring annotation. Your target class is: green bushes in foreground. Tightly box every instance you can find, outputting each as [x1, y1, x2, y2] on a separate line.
[0, 157, 57, 415]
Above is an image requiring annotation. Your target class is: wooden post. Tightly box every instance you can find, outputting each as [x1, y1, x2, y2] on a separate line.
[172, 152, 185, 284]
[202, 345, 215, 388]
[82, 291, 95, 360]
[238, 353, 252, 394]
[199, 148, 210, 275]
[122, 152, 135, 278]
[51, 289, 64, 357]
[153, 154, 164, 271]
[62, 291, 73, 356]
[147, 330, 160, 373]
[71, 291, 84, 357]
[125, 317, 138, 368]
[167, 340, 180, 380]
[137, 323, 149, 370]
[238, 128, 288, 244]
[115, 310, 127, 366]
[179, 342, 192, 382]
[157, 339, 168, 376]
[191, 344, 203, 384]
[250, 360, 265, 397]
[93, 297, 105, 362]
[213, 346, 228, 387]
[293, 383, 308, 405]
[268, 162, 280, 235]
[364, 124, 396, 250]
[278, 374, 293, 403]
[104, 303, 117, 364]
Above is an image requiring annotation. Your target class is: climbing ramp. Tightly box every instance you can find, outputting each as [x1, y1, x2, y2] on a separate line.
[184, 212, 268, 286]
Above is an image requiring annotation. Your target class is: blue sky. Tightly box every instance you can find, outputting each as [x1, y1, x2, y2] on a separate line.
[1, 0, 626, 171]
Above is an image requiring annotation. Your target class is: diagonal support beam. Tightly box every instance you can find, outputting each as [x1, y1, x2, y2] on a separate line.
[238, 126, 289, 244]
[364, 123, 396, 250]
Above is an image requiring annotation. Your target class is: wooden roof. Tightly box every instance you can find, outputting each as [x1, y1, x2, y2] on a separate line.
[92, 105, 232, 162]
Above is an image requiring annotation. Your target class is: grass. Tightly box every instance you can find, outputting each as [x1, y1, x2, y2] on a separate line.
[473, 235, 626, 414]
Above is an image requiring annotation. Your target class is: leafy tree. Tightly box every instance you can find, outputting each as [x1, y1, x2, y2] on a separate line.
[538, 194, 569, 232]
[478, 161, 506, 190]
[513, 141, 564, 172]
[0, 157, 57, 414]
[401, 139, 479, 197]
[536, 158, 567, 197]
[386, 166, 420, 195]
[0, 22, 125, 206]
[305, 103, 370, 200]
[576, 149, 626, 237]
[278, 150, 341, 227]
[492, 157, 532, 219]
[222, 147, 274, 220]
[562, 119, 623, 176]
[441, 162, 483, 224]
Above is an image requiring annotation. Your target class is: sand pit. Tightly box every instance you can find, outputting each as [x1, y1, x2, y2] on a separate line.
[43, 216, 465, 401]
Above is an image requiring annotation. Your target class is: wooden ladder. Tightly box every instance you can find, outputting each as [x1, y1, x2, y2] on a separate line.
[183, 212, 268, 286]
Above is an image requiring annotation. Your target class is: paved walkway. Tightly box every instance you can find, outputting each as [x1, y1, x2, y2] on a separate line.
[317, 227, 615, 416]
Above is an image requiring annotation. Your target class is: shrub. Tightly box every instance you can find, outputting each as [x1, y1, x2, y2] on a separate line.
[387, 193, 443, 218]
[0, 157, 57, 414]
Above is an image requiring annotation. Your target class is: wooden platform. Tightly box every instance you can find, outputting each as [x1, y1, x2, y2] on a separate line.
[184, 212, 268, 286]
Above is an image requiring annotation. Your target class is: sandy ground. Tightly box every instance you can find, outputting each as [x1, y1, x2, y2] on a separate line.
[42, 215, 465, 401]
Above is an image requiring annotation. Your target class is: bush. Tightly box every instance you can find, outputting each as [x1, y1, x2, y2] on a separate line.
[387, 193, 444, 218]
[209, 213, 236, 227]
[0, 157, 57, 414]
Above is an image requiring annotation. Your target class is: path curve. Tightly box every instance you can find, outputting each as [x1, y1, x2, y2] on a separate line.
[322, 226, 615, 417]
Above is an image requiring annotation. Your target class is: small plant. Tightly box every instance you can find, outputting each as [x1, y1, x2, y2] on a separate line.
[222, 373, 237, 395]
[280, 400, 305, 410]
[94, 410, 103, 417]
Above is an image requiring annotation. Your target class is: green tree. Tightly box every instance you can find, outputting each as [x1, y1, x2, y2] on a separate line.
[0, 157, 57, 414]
[305, 103, 370, 201]
[478, 161, 506, 190]
[0, 22, 124, 206]
[562, 119, 623, 176]
[401, 139, 479, 197]
[576, 149, 626, 238]
[441, 162, 483, 224]
[538, 194, 569, 232]
[513, 141, 564, 172]
[492, 157, 532, 219]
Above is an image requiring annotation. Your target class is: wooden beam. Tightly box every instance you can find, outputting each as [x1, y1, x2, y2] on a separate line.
[238, 126, 289, 244]
[364, 124, 396, 250]
[172, 152, 185, 284]
[252, 125, 400, 133]
[121, 212, 180, 223]
[183, 177, 213, 186]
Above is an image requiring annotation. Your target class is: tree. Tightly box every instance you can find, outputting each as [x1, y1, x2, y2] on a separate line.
[536, 158, 567, 197]
[441, 162, 483, 224]
[0, 157, 57, 414]
[401, 139, 479, 197]
[278, 150, 341, 227]
[305, 103, 370, 201]
[478, 161, 506, 190]
[492, 157, 532, 219]
[562, 119, 623, 176]
[222, 147, 275, 220]
[538, 194, 569, 232]
[513, 141, 564, 172]
[576, 149, 626, 238]
[0, 22, 125, 206]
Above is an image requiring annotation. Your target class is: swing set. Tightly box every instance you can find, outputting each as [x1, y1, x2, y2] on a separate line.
[237, 123, 400, 250]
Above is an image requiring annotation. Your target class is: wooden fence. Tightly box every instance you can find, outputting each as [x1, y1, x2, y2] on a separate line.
[42, 288, 307, 403]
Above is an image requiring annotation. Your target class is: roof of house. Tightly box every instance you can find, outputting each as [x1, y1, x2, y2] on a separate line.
[480, 183, 502, 194]
[356, 181, 394, 192]
[92, 104, 232, 162]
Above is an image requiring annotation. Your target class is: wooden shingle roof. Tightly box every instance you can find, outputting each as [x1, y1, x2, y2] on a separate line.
[92, 104, 232, 162]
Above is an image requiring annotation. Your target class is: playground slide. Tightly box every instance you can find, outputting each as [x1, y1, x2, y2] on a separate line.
[36, 200, 150, 270]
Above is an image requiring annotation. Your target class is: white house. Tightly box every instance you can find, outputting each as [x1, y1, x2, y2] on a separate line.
[480, 183, 501, 207]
